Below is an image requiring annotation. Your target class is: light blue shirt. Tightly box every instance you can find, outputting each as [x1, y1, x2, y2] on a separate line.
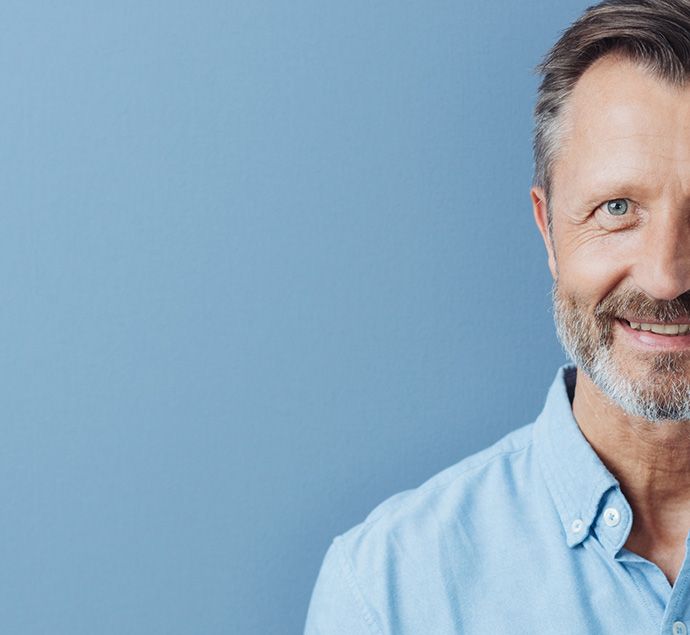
[305, 365, 690, 635]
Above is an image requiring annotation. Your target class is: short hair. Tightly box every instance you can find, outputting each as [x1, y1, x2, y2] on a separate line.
[533, 0, 690, 226]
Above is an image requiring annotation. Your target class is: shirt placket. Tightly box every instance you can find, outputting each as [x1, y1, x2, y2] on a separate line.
[659, 532, 690, 635]
[597, 488, 690, 635]
[594, 487, 667, 631]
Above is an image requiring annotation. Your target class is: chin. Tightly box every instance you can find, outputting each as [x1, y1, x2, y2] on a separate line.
[587, 349, 690, 423]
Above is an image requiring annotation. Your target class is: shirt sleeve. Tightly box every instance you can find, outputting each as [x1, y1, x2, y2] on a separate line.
[304, 538, 380, 635]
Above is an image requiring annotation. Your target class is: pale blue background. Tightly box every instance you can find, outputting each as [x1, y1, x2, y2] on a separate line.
[0, 1, 591, 633]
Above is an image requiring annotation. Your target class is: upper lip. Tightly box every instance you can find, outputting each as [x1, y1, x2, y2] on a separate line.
[618, 316, 690, 325]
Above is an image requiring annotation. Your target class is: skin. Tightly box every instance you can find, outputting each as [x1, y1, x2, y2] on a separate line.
[532, 54, 690, 585]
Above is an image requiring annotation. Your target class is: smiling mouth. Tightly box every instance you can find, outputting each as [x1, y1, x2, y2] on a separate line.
[619, 318, 690, 336]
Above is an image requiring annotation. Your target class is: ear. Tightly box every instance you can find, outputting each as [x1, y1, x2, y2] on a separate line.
[531, 186, 557, 280]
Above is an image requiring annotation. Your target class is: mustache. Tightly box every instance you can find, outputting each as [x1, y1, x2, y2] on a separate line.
[594, 290, 690, 323]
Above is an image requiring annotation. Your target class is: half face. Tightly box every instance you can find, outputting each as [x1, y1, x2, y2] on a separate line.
[533, 55, 690, 422]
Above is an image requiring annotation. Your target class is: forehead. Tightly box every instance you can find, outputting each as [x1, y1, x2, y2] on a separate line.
[552, 54, 690, 203]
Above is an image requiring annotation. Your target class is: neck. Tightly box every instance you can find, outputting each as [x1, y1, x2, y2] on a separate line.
[573, 370, 690, 500]
[573, 369, 690, 583]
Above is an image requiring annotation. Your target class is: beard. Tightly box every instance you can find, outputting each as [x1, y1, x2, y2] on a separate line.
[552, 280, 690, 422]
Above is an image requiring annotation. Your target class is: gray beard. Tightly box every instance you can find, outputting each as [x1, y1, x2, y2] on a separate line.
[551, 280, 690, 423]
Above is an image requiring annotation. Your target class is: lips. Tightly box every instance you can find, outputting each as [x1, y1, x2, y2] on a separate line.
[617, 318, 690, 351]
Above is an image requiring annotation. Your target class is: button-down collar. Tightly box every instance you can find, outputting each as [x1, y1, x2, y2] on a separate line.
[533, 364, 632, 550]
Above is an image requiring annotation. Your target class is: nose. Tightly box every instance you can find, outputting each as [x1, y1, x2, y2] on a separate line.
[632, 211, 690, 301]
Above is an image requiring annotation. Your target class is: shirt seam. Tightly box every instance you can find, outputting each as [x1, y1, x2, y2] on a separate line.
[359, 439, 535, 530]
[333, 536, 384, 635]
[534, 431, 574, 543]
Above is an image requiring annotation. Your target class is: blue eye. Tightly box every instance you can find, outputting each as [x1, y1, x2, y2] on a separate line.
[606, 199, 629, 215]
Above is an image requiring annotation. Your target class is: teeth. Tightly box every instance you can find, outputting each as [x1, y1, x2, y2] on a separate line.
[627, 321, 690, 335]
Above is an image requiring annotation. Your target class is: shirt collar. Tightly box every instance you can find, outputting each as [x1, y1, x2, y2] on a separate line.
[534, 364, 623, 548]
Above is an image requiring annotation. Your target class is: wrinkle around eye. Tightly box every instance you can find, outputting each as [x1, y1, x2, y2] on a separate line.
[561, 224, 613, 253]
[561, 205, 594, 227]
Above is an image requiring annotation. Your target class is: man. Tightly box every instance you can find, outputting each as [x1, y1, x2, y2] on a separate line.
[305, 1, 690, 632]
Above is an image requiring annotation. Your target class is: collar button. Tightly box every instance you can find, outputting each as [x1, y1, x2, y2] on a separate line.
[603, 507, 621, 527]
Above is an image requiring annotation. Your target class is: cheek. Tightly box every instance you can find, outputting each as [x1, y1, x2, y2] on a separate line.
[555, 229, 634, 303]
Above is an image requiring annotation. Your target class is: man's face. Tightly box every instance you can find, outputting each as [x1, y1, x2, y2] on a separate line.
[532, 54, 690, 422]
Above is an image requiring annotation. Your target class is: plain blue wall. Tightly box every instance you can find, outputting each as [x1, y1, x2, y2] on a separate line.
[0, 1, 593, 633]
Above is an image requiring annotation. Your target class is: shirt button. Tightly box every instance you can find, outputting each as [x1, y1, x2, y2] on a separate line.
[571, 519, 584, 533]
[673, 621, 687, 635]
[603, 507, 621, 527]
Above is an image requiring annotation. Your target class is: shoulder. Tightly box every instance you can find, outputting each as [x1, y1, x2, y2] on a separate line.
[341, 421, 543, 585]
[342, 421, 536, 547]
[305, 423, 545, 633]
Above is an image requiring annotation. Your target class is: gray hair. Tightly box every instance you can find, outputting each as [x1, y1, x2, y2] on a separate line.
[533, 0, 690, 228]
